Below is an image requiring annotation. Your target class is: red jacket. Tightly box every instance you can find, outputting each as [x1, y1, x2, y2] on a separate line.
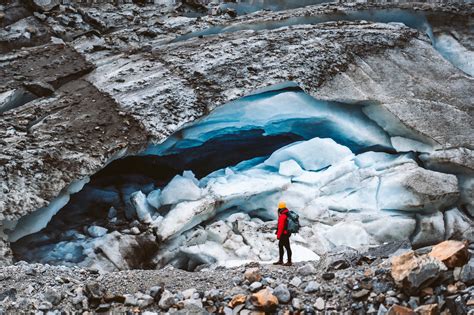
[276, 208, 289, 239]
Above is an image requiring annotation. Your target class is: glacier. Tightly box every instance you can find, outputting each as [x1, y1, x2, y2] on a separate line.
[8, 83, 471, 271]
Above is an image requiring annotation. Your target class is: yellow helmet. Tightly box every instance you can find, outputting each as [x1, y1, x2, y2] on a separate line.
[278, 201, 286, 209]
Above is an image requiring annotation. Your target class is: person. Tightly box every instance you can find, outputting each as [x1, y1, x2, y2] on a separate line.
[273, 201, 292, 266]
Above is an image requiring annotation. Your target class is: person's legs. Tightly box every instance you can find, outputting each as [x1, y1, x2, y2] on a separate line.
[273, 238, 284, 264]
[278, 238, 285, 261]
[285, 236, 292, 263]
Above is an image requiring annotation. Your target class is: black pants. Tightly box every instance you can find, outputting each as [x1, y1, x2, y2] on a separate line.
[279, 234, 292, 262]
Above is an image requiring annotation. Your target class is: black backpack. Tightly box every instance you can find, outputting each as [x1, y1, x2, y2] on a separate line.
[286, 210, 300, 233]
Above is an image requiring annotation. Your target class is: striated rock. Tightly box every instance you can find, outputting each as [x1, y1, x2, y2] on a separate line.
[250, 288, 278, 312]
[23, 81, 55, 97]
[391, 251, 447, 293]
[428, 240, 469, 268]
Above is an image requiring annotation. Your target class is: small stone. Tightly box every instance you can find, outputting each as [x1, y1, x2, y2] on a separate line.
[250, 288, 278, 312]
[96, 304, 111, 312]
[304, 281, 319, 293]
[352, 289, 370, 300]
[38, 301, 53, 311]
[250, 282, 263, 292]
[322, 272, 335, 280]
[459, 257, 474, 285]
[292, 298, 302, 310]
[414, 304, 438, 315]
[159, 290, 175, 310]
[136, 293, 154, 308]
[289, 276, 302, 287]
[130, 227, 140, 234]
[228, 294, 246, 308]
[420, 287, 433, 297]
[446, 284, 457, 294]
[378, 304, 388, 315]
[314, 297, 325, 311]
[244, 268, 262, 283]
[42, 288, 62, 305]
[273, 284, 291, 304]
[387, 304, 416, 315]
[124, 294, 138, 306]
[182, 288, 196, 299]
[297, 263, 316, 276]
[149, 285, 164, 300]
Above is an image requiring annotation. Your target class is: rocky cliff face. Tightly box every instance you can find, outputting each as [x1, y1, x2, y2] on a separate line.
[0, 0, 473, 273]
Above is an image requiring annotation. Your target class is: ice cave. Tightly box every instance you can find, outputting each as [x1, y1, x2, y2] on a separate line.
[8, 83, 469, 272]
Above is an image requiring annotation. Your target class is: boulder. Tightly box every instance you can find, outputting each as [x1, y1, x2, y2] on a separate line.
[391, 251, 447, 293]
[428, 240, 469, 268]
[250, 288, 278, 312]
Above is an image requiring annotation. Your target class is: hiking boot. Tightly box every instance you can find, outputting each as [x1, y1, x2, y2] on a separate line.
[273, 261, 283, 265]
[284, 261, 292, 266]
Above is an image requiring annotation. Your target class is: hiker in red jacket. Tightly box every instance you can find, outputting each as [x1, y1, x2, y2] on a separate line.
[273, 201, 292, 266]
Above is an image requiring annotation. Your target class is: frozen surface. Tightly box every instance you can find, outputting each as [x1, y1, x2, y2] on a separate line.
[434, 33, 474, 76]
[130, 191, 154, 223]
[279, 159, 304, 177]
[8, 177, 90, 242]
[144, 89, 393, 156]
[265, 137, 354, 171]
[160, 172, 202, 205]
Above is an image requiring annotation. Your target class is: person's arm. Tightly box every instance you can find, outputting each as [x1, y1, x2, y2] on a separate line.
[276, 214, 286, 239]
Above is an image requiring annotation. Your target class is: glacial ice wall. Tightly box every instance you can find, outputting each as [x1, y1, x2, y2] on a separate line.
[10, 85, 472, 271]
